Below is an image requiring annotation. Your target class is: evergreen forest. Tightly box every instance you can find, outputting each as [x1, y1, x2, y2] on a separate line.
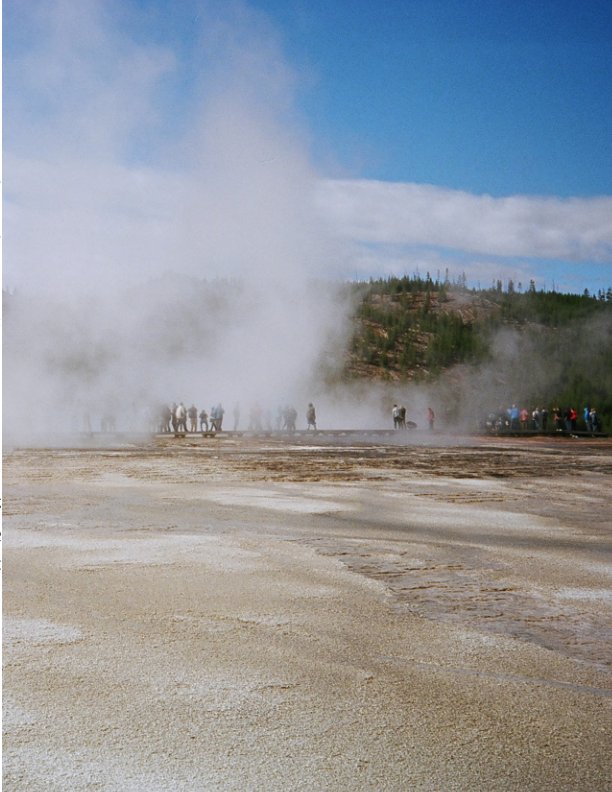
[345, 276, 612, 428]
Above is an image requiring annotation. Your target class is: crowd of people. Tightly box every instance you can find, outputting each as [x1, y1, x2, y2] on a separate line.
[157, 402, 226, 433]
[156, 402, 317, 434]
[89, 399, 604, 437]
[484, 404, 603, 434]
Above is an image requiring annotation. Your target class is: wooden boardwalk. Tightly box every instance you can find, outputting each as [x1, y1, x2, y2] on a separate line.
[157, 428, 608, 440]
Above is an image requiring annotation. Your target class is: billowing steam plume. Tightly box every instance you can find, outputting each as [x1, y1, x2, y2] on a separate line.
[3, 1, 357, 441]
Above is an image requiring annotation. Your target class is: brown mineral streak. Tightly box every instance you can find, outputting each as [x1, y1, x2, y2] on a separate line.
[3, 436, 611, 791]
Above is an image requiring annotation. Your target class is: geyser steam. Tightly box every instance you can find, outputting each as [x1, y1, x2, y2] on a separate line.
[3, 1, 354, 440]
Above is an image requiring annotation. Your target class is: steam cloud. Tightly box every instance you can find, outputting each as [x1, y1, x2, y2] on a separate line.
[4, 1, 359, 440]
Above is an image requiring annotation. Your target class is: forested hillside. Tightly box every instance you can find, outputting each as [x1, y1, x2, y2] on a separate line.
[345, 276, 612, 423]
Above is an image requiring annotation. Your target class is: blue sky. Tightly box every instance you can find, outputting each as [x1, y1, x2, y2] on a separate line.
[253, 0, 612, 196]
[292, 2, 612, 196]
[4, 0, 612, 294]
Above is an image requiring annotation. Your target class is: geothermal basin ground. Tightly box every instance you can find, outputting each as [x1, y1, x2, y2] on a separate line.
[3, 434, 612, 791]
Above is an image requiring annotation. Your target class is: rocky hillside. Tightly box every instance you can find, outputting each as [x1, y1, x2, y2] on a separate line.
[344, 277, 612, 419]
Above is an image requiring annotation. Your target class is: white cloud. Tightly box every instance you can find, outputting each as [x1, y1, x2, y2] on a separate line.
[316, 179, 612, 264]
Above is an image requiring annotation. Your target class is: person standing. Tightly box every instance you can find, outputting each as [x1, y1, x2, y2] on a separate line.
[188, 404, 198, 433]
[427, 407, 435, 431]
[199, 408, 209, 432]
[306, 403, 317, 430]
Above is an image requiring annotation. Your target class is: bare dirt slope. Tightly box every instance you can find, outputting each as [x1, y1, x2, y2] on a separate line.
[3, 435, 611, 791]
